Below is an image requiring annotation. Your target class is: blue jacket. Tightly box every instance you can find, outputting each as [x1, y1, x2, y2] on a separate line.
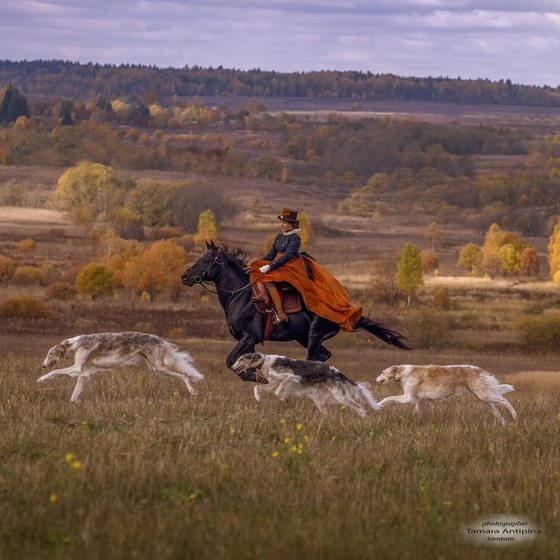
[263, 232, 302, 270]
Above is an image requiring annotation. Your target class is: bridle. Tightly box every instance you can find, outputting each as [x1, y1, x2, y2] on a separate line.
[187, 249, 226, 285]
[186, 249, 256, 312]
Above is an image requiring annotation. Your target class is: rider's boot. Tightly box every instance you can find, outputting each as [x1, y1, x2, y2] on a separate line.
[266, 283, 288, 323]
[251, 282, 270, 304]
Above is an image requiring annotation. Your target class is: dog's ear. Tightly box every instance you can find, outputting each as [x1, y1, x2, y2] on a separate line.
[391, 366, 400, 380]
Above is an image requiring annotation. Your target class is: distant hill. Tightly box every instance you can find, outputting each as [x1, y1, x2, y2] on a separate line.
[1, 59, 560, 108]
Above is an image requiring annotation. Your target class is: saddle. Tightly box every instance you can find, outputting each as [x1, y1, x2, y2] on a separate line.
[252, 282, 302, 315]
[252, 282, 303, 340]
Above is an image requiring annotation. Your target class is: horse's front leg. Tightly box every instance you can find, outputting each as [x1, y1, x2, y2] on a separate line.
[226, 332, 267, 383]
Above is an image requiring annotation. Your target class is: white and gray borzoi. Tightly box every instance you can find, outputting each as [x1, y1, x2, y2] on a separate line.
[232, 352, 381, 416]
[39, 332, 204, 402]
[376, 364, 517, 424]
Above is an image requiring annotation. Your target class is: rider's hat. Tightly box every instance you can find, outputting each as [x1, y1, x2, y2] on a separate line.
[277, 207, 299, 224]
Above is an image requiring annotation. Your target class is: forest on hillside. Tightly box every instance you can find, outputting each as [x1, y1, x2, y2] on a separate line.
[1, 60, 560, 107]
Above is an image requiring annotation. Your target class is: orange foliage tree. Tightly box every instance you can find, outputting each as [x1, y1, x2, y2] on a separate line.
[121, 239, 188, 301]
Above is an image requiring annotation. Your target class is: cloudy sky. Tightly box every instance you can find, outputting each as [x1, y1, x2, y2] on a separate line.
[2, 1, 560, 87]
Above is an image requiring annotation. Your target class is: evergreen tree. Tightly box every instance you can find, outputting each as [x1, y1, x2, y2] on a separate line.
[0, 84, 29, 125]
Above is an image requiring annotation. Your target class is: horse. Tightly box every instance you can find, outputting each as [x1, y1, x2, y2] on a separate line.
[181, 241, 411, 382]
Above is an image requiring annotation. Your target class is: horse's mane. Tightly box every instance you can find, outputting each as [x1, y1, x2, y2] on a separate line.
[216, 244, 250, 275]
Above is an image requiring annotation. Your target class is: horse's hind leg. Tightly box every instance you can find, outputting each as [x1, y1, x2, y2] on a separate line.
[307, 319, 339, 361]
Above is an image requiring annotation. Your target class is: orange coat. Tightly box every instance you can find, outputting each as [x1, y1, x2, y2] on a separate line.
[250, 255, 362, 332]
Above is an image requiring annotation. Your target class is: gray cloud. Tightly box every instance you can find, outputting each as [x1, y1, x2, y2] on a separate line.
[2, 0, 560, 86]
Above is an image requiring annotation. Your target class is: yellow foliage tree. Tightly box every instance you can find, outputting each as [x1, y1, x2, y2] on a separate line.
[193, 209, 218, 249]
[480, 223, 530, 277]
[547, 221, 560, 281]
[52, 161, 116, 229]
[424, 222, 444, 251]
[75, 262, 115, 299]
[298, 211, 312, 251]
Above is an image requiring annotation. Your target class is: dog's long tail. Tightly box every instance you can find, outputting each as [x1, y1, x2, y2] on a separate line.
[498, 383, 515, 395]
[334, 379, 382, 411]
[355, 316, 412, 350]
[166, 343, 204, 382]
[355, 381, 383, 410]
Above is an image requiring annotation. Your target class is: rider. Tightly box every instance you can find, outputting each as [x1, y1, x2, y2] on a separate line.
[250, 207, 363, 330]
[250, 208, 301, 322]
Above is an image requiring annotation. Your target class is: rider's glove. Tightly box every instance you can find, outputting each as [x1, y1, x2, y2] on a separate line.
[259, 264, 271, 274]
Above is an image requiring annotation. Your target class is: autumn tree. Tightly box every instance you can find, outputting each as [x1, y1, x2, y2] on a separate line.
[125, 180, 179, 227]
[370, 255, 400, 306]
[75, 262, 115, 299]
[424, 222, 444, 251]
[419, 249, 439, 274]
[547, 221, 560, 282]
[193, 209, 218, 249]
[519, 246, 539, 277]
[396, 243, 424, 308]
[480, 223, 531, 277]
[52, 161, 117, 230]
[172, 183, 236, 233]
[298, 211, 312, 250]
[458, 242, 482, 274]
[121, 239, 188, 301]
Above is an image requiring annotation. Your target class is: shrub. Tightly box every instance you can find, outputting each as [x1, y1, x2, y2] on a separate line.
[0, 255, 16, 281]
[17, 239, 36, 253]
[420, 249, 439, 274]
[403, 308, 450, 349]
[168, 327, 186, 339]
[431, 287, 451, 310]
[40, 263, 63, 285]
[45, 281, 78, 300]
[0, 296, 52, 319]
[515, 313, 560, 351]
[75, 262, 115, 299]
[12, 265, 44, 286]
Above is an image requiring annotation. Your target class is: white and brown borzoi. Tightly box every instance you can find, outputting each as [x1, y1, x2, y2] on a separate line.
[232, 352, 381, 416]
[376, 364, 517, 424]
[39, 332, 204, 402]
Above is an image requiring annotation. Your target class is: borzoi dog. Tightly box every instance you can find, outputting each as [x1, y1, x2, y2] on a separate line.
[376, 364, 517, 424]
[39, 332, 204, 402]
[232, 352, 381, 416]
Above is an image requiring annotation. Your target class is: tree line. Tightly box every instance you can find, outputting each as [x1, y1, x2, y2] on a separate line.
[1, 60, 560, 107]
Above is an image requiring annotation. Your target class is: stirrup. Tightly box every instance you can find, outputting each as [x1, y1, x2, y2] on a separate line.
[272, 309, 288, 324]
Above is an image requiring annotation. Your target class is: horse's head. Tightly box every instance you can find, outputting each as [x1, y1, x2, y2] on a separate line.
[181, 241, 223, 286]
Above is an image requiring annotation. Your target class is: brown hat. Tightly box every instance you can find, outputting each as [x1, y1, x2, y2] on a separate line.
[277, 207, 299, 224]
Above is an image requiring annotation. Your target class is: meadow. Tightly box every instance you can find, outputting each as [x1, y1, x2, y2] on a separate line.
[0, 337, 558, 560]
[1, 108, 560, 557]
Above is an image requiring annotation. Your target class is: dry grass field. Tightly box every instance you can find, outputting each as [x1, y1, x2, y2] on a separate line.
[0, 150, 559, 558]
[0, 341, 558, 560]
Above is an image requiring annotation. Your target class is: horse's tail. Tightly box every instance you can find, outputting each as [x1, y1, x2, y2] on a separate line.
[355, 316, 412, 350]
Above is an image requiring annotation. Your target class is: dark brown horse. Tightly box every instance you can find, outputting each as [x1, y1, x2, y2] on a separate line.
[181, 242, 411, 382]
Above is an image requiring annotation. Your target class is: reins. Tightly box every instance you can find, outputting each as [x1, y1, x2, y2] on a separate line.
[188, 249, 257, 313]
